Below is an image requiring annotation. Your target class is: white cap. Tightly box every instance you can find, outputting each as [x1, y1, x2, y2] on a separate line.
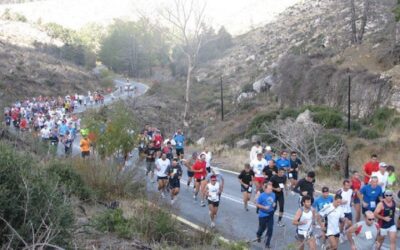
[379, 162, 388, 168]
[265, 146, 272, 151]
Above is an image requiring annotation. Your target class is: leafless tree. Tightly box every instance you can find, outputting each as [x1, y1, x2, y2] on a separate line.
[349, 0, 370, 44]
[159, 0, 207, 127]
[261, 119, 346, 171]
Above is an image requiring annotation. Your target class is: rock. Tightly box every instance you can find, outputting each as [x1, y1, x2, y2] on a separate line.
[296, 109, 313, 124]
[237, 92, 255, 103]
[196, 137, 205, 145]
[76, 217, 89, 226]
[245, 55, 256, 63]
[253, 76, 274, 93]
[236, 139, 251, 149]
[251, 135, 262, 143]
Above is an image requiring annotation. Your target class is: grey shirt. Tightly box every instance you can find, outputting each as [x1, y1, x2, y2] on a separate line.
[353, 221, 379, 250]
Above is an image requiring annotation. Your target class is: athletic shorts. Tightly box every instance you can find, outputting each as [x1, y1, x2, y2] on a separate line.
[157, 176, 168, 181]
[254, 177, 265, 184]
[176, 148, 184, 156]
[344, 212, 352, 221]
[353, 197, 360, 204]
[208, 200, 219, 207]
[295, 231, 313, 241]
[206, 167, 211, 173]
[146, 162, 155, 173]
[81, 151, 90, 158]
[187, 170, 194, 177]
[240, 184, 252, 193]
[288, 171, 298, 180]
[380, 225, 397, 236]
[326, 233, 340, 238]
[195, 176, 205, 183]
[169, 179, 180, 189]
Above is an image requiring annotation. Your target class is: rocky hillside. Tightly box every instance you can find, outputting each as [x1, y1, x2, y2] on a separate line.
[0, 19, 99, 109]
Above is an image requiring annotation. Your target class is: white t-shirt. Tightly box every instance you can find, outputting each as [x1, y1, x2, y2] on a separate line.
[339, 188, 353, 214]
[203, 151, 212, 168]
[249, 145, 262, 162]
[207, 182, 220, 202]
[156, 158, 170, 177]
[371, 171, 389, 192]
[250, 158, 268, 178]
[319, 204, 344, 236]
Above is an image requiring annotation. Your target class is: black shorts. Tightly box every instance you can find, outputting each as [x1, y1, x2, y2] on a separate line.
[195, 176, 205, 182]
[344, 212, 352, 221]
[206, 167, 211, 173]
[241, 184, 252, 193]
[176, 148, 184, 156]
[326, 233, 340, 238]
[187, 171, 194, 177]
[289, 171, 298, 180]
[81, 151, 90, 158]
[208, 200, 219, 207]
[169, 179, 180, 189]
[157, 176, 168, 181]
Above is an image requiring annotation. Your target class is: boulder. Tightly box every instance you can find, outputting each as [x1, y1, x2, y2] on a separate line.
[251, 135, 262, 143]
[253, 76, 274, 93]
[296, 109, 313, 124]
[196, 137, 205, 145]
[236, 139, 250, 148]
[237, 92, 255, 103]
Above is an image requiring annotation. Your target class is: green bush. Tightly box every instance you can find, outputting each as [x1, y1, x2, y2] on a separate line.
[279, 108, 301, 119]
[302, 106, 343, 129]
[0, 143, 74, 247]
[358, 128, 380, 139]
[241, 83, 254, 93]
[246, 111, 279, 136]
[367, 107, 397, 132]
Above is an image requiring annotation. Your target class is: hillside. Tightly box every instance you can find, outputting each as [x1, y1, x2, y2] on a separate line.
[0, 19, 100, 109]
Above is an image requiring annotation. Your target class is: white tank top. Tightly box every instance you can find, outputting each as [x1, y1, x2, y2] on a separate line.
[207, 182, 220, 202]
[297, 208, 313, 236]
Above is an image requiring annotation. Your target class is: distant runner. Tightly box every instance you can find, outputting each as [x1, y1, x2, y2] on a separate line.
[238, 163, 254, 211]
[166, 158, 183, 204]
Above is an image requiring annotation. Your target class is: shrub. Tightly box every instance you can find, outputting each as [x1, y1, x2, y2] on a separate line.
[246, 111, 279, 136]
[358, 128, 380, 139]
[241, 83, 254, 93]
[367, 107, 397, 132]
[303, 106, 343, 129]
[279, 108, 301, 119]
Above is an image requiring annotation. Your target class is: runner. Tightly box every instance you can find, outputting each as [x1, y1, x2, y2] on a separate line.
[371, 162, 389, 192]
[152, 130, 163, 156]
[206, 168, 224, 200]
[166, 158, 183, 204]
[255, 181, 276, 249]
[173, 129, 185, 160]
[250, 152, 268, 191]
[346, 211, 380, 250]
[264, 159, 277, 182]
[294, 171, 316, 205]
[144, 141, 157, 182]
[289, 151, 302, 190]
[359, 176, 383, 214]
[182, 152, 197, 189]
[351, 171, 362, 222]
[264, 145, 273, 161]
[192, 152, 207, 206]
[363, 154, 379, 184]
[337, 180, 354, 241]
[238, 163, 255, 211]
[162, 140, 174, 161]
[155, 153, 170, 198]
[203, 146, 212, 173]
[270, 168, 287, 226]
[48, 128, 59, 156]
[313, 187, 333, 212]
[206, 175, 222, 228]
[292, 195, 317, 250]
[62, 130, 73, 157]
[276, 150, 290, 172]
[374, 190, 397, 250]
[249, 141, 262, 162]
[80, 135, 91, 158]
[318, 194, 346, 250]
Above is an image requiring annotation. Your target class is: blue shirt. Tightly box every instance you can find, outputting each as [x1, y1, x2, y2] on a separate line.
[58, 124, 68, 136]
[264, 153, 273, 162]
[257, 192, 276, 217]
[174, 134, 185, 149]
[276, 157, 290, 170]
[313, 195, 334, 212]
[360, 185, 382, 210]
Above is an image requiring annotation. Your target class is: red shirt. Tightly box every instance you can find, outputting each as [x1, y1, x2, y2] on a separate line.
[153, 134, 163, 149]
[351, 176, 362, 191]
[192, 160, 206, 179]
[363, 161, 379, 184]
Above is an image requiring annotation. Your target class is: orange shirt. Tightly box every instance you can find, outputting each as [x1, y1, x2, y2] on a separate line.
[80, 138, 90, 152]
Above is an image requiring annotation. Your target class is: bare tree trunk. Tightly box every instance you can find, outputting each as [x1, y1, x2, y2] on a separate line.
[183, 55, 193, 127]
[350, 0, 358, 44]
[357, 0, 370, 43]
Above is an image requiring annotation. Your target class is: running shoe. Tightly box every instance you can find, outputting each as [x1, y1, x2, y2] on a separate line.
[277, 221, 285, 227]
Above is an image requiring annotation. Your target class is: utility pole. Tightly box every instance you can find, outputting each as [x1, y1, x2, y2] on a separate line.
[220, 76, 224, 121]
[345, 72, 351, 179]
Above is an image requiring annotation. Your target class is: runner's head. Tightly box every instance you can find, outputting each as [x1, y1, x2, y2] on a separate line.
[161, 153, 167, 160]
[290, 151, 297, 159]
[333, 194, 342, 207]
[301, 195, 312, 208]
[386, 165, 394, 174]
[204, 146, 209, 152]
[149, 141, 154, 147]
[256, 151, 263, 160]
[364, 211, 375, 226]
[370, 176, 378, 187]
[172, 158, 178, 166]
[352, 170, 360, 179]
[210, 175, 217, 184]
[280, 150, 288, 158]
[268, 159, 275, 167]
[383, 190, 393, 202]
[370, 154, 378, 162]
[277, 168, 285, 177]
[263, 181, 273, 193]
[342, 179, 350, 190]
[306, 171, 315, 182]
[265, 145, 272, 152]
[167, 141, 171, 146]
[199, 153, 206, 161]
[378, 162, 387, 173]
[192, 152, 198, 159]
[322, 186, 330, 198]
[244, 163, 251, 172]
[177, 129, 182, 134]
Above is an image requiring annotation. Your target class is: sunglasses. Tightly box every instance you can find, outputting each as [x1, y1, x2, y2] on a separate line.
[367, 218, 375, 221]
[385, 195, 393, 197]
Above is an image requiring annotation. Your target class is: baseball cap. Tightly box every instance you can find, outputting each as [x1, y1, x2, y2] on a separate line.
[210, 175, 217, 180]
[256, 151, 263, 155]
[265, 146, 272, 151]
[322, 187, 329, 193]
[379, 162, 388, 168]
[384, 190, 393, 196]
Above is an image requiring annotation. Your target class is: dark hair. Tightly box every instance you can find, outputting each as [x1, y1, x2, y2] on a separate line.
[334, 194, 342, 200]
[307, 171, 315, 178]
[352, 170, 358, 175]
[371, 154, 378, 158]
[291, 151, 297, 155]
[343, 179, 350, 185]
[256, 141, 261, 145]
[244, 163, 250, 168]
[301, 195, 312, 206]
[167, 141, 171, 144]
[386, 165, 395, 172]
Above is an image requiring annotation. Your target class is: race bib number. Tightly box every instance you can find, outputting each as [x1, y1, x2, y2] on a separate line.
[365, 231, 372, 240]
[173, 169, 177, 174]
[178, 142, 182, 146]
[248, 186, 252, 192]
[288, 173, 293, 178]
[279, 183, 285, 189]
[370, 201, 376, 208]
[210, 193, 218, 201]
